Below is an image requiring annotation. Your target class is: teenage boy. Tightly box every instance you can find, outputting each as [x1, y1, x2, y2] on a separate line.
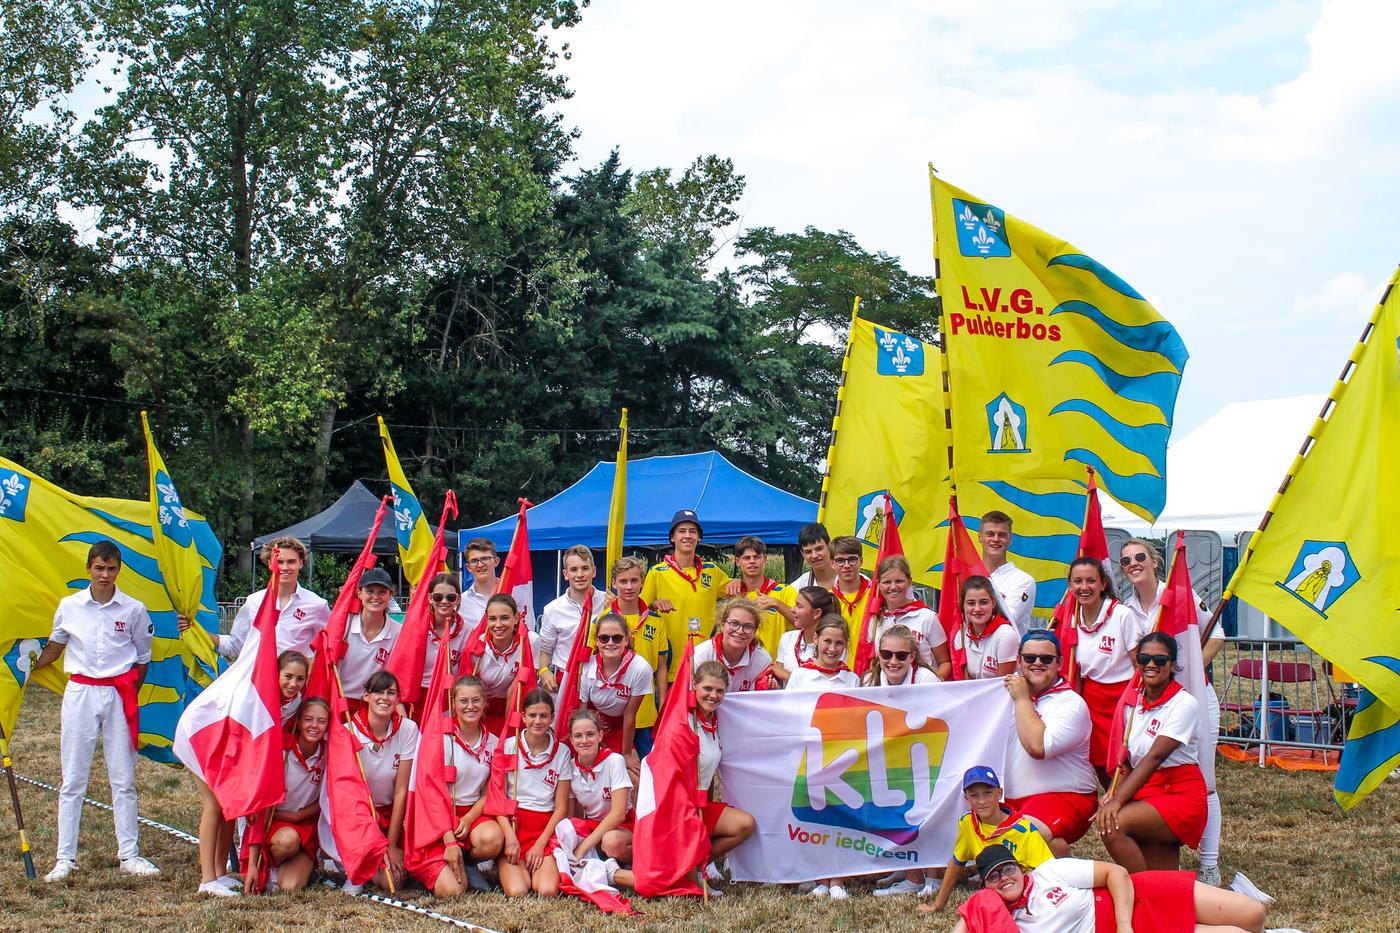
[33, 540, 161, 882]
[828, 535, 872, 659]
[217, 536, 330, 660]
[603, 555, 669, 754]
[641, 509, 731, 682]
[924, 765, 1054, 909]
[732, 535, 797, 657]
[788, 522, 837, 591]
[537, 544, 608, 692]
[979, 511, 1037, 634]
[459, 536, 500, 626]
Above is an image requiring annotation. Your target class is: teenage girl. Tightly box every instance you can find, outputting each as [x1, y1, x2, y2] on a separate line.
[772, 586, 836, 686]
[244, 698, 329, 894]
[572, 613, 653, 775]
[345, 671, 420, 892]
[785, 615, 859, 690]
[691, 660, 757, 897]
[951, 576, 1019, 680]
[875, 556, 952, 680]
[563, 709, 636, 889]
[692, 601, 772, 693]
[497, 689, 572, 898]
[474, 594, 536, 737]
[863, 624, 941, 685]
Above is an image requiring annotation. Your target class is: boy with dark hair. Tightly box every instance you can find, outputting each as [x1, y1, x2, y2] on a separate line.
[460, 536, 500, 625]
[732, 535, 797, 657]
[788, 522, 837, 590]
[641, 510, 731, 682]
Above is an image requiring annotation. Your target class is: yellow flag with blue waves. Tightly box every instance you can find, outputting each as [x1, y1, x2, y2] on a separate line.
[0, 456, 223, 763]
[1224, 264, 1400, 808]
[379, 416, 436, 581]
[931, 172, 1187, 522]
[821, 315, 1087, 616]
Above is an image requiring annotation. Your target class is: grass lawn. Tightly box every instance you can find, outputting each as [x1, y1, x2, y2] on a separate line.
[1, 686, 1396, 932]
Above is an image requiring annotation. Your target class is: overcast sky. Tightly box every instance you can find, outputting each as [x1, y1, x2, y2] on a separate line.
[558, 0, 1400, 435]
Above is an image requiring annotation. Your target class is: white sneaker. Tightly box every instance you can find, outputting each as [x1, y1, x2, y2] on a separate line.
[1229, 871, 1275, 904]
[876, 869, 905, 887]
[809, 883, 830, 897]
[342, 879, 365, 895]
[704, 883, 725, 898]
[216, 873, 240, 889]
[119, 856, 160, 877]
[44, 859, 76, 883]
[874, 878, 922, 896]
[829, 884, 849, 900]
[1197, 864, 1221, 886]
[918, 881, 937, 897]
[705, 860, 723, 882]
[198, 880, 240, 897]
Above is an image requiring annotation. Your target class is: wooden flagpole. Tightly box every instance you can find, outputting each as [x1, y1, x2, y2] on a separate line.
[0, 718, 35, 879]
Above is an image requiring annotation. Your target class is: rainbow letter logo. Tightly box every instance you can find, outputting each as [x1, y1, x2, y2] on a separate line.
[791, 693, 948, 844]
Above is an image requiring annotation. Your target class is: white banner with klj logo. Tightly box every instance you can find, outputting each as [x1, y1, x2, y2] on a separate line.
[718, 680, 1013, 883]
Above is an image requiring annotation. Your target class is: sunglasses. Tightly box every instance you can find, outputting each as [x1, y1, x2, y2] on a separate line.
[1020, 653, 1058, 665]
[430, 593, 460, 603]
[1136, 653, 1172, 668]
[984, 863, 1020, 884]
[1119, 552, 1150, 567]
[596, 633, 626, 645]
[879, 649, 911, 662]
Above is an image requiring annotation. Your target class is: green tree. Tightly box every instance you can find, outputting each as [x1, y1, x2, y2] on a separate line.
[626, 155, 745, 268]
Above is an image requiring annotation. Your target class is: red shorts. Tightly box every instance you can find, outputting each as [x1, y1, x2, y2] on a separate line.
[569, 815, 636, 839]
[406, 806, 499, 889]
[454, 804, 497, 836]
[514, 806, 556, 854]
[1081, 678, 1130, 768]
[1093, 870, 1196, 933]
[1005, 791, 1098, 845]
[701, 800, 729, 835]
[1134, 763, 1208, 848]
[374, 803, 393, 833]
[268, 817, 319, 857]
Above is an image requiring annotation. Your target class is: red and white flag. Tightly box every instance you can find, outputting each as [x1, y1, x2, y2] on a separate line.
[632, 640, 707, 897]
[552, 591, 595, 748]
[385, 492, 457, 710]
[1053, 468, 1110, 690]
[854, 493, 903, 678]
[482, 618, 539, 819]
[938, 497, 992, 682]
[462, 498, 534, 675]
[306, 496, 392, 702]
[318, 671, 390, 885]
[403, 598, 458, 882]
[173, 559, 285, 819]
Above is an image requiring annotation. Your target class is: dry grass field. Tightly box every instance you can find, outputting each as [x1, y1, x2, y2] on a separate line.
[1, 686, 1396, 933]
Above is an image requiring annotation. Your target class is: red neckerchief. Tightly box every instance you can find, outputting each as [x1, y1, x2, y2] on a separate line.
[572, 748, 614, 781]
[798, 657, 851, 675]
[290, 739, 323, 775]
[665, 554, 704, 591]
[792, 629, 816, 662]
[1010, 874, 1034, 912]
[1075, 598, 1117, 635]
[883, 598, 931, 618]
[351, 707, 402, 747]
[430, 612, 465, 644]
[963, 613, 1010, 643]
[611, 597, 648, 619]
[709, 633, 752, 676]
[970, 805, 1021, 842]
[831, 577, 870, 615]
[695, 711, 719, 736]
[1137, 679, 1184, 713]
[741, 577, 779, 596]
[487, 630, 521, 661]
[452, 725, 490, 762]
[520, 732, 559, 769]
[593, 649, 637, 690]
[1032, 678, 1074, 707]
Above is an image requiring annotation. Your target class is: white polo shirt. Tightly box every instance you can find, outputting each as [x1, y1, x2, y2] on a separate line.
[574, 653, 655, 717]
[567, 751, 632, 820]
[1071, 600, 1146, 683]
[1008, 857, 1099, 933]
[537, 589, 609, 672]
[774, 629, 818, 675]
[339, 614, 402, 698]
[476, 631, 539, 699]
[1004, 681, 1098, 798]
[693, 715, 722, 791]
[786, 664, 859, 690]
[49, 586, 153, 678]
[444, 729, 497, 806]
[222, 585, 330, 661]
[503, 734, 571, 811]
[1121, 580, 1212, 631]
[420, 614, 468, 688]
[283, 743, 325, 810]
[787, 569, 837, 591]
[460, 581, 496, 629]
[876, 604, 946, 666]
[1127, 688, 1199, 769]
[693, 637, 772, 693]
[954, 623, 1021, 679]
[347, 715, 420, 807]
[873, 665, 942, 686]
[989, 561, 1038, 634]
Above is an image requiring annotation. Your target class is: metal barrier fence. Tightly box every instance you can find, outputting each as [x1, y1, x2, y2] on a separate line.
[1211, 636, 1357, 767]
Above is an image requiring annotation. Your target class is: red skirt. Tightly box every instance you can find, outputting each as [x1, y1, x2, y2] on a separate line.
[269, 817, 319, 857]
[454, 804, 496, 837]
[1081, 677, 1130, 768]
[1005, 791, 1098, 845]
[701, 800, 729, 835]
[569, 815, 636, 838]
[406, 806, 498, 889]
[1134, 763, 1207, 848]
[1093, 869, 1196, 933]
[514, 806, 556, 854]
[596, 711, 625, 753]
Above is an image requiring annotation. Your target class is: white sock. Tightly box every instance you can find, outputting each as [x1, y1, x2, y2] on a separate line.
[1200, 790, 1221, 869]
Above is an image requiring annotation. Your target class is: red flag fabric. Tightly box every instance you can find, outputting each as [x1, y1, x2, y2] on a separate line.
[306, 496, 392, 702]
[939, 497, 992, 682]
[403, 596, 459, 882]
[854, 493, 903, 678]
[482, 619, 540, 819]
[462, 498, 533, 676]
[385, 492, 458, 708]
[172, 559, 286, 819]
[632, 640, 707, 897]
[1052, 469, 1109, 690]
[553, 591, 596, 748]
[320, 673, 390, 885]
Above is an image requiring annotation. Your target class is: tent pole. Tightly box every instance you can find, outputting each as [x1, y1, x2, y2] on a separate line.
[307, 550, 315, 590]
[556, 550, 562, 600]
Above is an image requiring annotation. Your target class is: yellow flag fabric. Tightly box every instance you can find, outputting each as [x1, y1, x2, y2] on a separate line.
[1334, 688, 1400, 810]
[1228, 266, 1400, 794]
[379, 416, 436, 581]
[606, 409, 628, 583]
[930, 173, 1187, 522]
[0, 457, 224, 762]
[821, 317, 1087, 616]
[142, 412, 221, 679]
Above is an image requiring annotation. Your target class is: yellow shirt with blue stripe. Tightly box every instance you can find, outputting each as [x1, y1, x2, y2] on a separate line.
[952, 809, 1054, 869]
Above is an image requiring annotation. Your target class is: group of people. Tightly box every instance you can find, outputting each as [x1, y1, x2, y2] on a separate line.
[34, 508, 1270, 931]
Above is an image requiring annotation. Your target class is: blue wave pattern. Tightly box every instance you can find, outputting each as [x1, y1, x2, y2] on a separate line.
[1335, 689, 1400, 801]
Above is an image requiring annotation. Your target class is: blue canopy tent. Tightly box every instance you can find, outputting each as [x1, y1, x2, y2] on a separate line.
[459, 451, 818, 607]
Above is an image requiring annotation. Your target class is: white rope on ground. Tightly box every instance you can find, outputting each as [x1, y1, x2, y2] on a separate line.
[15, 772, 505, 933]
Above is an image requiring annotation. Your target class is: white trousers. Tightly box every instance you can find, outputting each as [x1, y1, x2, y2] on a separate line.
[1200, 686, 1222, 868]
[58, 681, 139, 861]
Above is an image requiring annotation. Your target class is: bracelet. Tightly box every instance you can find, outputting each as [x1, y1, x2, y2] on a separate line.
[444, 841, 462, 849]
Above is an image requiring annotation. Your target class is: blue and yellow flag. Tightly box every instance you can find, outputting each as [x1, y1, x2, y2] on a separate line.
[931, 172, 1187, 522]
[0, 457, 223, 762]
[606, 408, 628, 583]
[1224, 264, 1400, 807]
[821, 315, 1085, 615]
[379, 416, 436, 581]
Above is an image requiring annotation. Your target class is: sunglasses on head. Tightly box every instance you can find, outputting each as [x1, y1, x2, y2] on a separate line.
[596, 633, 626, 645]
[1119, 552, 1150, 567]
[879, 649, 911, 662]
[430, 593, 459, 603]
[1019, 652, 1058, 665]
[1136, 652, 1172, 668]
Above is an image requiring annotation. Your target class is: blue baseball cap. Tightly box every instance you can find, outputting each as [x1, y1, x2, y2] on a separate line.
[962, 765, 1001, 790]
[1020, 628, 1062, 652]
